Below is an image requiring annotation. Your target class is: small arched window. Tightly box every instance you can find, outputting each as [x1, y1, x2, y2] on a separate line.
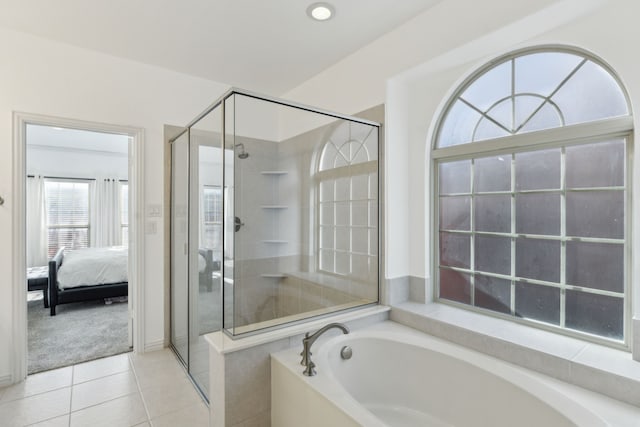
[317, 121, 378, 280]
[433, 47, 632, 344]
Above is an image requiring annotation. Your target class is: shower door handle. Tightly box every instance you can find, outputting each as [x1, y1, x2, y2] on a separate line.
[235, 216, 245, 232]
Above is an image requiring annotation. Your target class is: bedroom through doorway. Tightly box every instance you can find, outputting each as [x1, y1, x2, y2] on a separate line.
[24, 123, 133, 374]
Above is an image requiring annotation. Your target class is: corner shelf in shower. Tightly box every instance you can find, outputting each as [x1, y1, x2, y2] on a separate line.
[261, 274, 287, 278]
[261, 205, 288, 209]
[262, 240, 288, 244]
[260, 171, 288, 175]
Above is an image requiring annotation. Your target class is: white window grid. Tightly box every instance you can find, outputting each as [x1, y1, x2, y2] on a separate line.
[432, 46, 634, 347]
[317, 169, 378, 278]
[45, 178, 92, 256]
[435, 136, 630, 344]
[316, 124, 378, 278]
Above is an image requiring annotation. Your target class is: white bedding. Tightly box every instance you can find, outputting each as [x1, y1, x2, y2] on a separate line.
[57, 246, 128, 290]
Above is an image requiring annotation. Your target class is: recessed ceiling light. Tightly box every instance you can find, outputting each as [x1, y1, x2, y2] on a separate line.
[307, 2, 334, 21]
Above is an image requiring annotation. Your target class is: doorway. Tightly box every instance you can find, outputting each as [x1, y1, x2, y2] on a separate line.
[12, 113, 145, 381]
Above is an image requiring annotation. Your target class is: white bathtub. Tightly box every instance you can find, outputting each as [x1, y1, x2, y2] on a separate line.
[271, 321, 619, 427]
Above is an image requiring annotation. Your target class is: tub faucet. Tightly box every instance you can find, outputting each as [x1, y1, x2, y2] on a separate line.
[300, 322, 349, 376]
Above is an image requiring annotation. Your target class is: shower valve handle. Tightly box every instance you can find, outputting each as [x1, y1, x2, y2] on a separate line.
[234, 216, 245, 232]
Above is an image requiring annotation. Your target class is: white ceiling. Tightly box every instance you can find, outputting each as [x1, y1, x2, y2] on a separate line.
[0, 0, 441, 95]
[26, 124, 129, 154]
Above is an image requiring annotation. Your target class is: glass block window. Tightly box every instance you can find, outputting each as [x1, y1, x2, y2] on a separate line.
[45, 180, 91, 256]
[434, 48, 631, 344]
[437, 51, 629, 148]
[317, 121, 378, 280]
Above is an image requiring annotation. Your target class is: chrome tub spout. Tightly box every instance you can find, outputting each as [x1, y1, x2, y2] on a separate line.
[300, 323, 349, 376]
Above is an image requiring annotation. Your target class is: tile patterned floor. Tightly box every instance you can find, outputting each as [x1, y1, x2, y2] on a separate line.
[0, 350, 209, 427]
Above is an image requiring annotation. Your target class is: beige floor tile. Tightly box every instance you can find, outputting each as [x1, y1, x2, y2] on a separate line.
[69, 392, 147, 427]
[129, 349, 176, 367]
[132, 423, 150, 427]
[141, 380, 202, 419]
[1, 367, 72, 403]
[71, 370, 139, 412]
[150, 402, 209, 427]
[73, 353, 131, 385]
[134, 363, 187, 390]
[27, 414, 70, 426]
[0, 387, 71, 427]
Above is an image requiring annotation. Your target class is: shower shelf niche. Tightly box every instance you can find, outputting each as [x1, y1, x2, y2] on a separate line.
[261, 205, 288, 209]
[262, 240, 288, 243]
[260, 170, 288, 175]
[261, 274, 287, 279]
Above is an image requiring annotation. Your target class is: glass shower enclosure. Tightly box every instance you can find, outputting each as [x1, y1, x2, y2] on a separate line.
[169, 89, 380, 400]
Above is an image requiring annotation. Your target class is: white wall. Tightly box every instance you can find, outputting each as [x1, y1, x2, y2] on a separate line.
[0, 26, 228, 380]
[282, 0, 613, 281]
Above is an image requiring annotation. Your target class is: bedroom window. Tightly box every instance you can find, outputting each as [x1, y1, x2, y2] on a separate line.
[433, 48, 632, 344]
[45, 179, 91, 257]
[120, 182, 129, 246]
[317, 121, 378, 280]
[203, 185, 222, 259]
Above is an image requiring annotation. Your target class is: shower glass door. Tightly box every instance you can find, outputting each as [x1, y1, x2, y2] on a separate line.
[170, 131, 189, 365]
[188, 105, 223, 397]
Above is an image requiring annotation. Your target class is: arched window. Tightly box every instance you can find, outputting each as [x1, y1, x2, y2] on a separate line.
[433, 47, 632, 344]
[317, 121, 378, 281]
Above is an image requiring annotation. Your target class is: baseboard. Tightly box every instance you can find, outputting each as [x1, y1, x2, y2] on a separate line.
[144, 339, 165, 353]
[0, 373, 12, 388]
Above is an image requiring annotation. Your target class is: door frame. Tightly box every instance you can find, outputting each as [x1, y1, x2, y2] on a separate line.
[11, 112, 146, 382]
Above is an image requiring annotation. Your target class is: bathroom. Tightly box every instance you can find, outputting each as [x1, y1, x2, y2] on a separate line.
[172, 46, 640, 427]
[2, 1, 640, 426]
[166, 2, 640, 426]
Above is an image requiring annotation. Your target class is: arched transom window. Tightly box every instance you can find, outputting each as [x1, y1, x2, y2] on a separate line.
[317, 121, 378, 281]
[433, 48, 632, 344]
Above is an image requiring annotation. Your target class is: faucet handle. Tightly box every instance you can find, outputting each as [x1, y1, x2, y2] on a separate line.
[300, 335, 312, 366]
[303, 360, 316, 377]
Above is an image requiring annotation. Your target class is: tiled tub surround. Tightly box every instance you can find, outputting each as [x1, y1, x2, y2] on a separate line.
[271, 321, 640, 427]
[391, 300, 640, 408]
[206, 306, 389, 427]
[229, 257, 377, 330]
[226, 104, 383, 337]
[0, 350, 208, 426]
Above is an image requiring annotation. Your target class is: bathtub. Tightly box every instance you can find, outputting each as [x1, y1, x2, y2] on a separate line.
[271, 321, 618, 427]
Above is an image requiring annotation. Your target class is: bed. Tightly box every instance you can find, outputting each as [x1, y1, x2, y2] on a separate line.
[48, 246, 217, 315]
[48, 246, 128, 316]
[198, 248, 217, 291]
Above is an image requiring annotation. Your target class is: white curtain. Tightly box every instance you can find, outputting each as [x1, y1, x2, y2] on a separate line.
[223, 186, 233, 258]
[199, 183, 206, 247]
[26, 176, 48, 267]
[90, 178, 122, 247]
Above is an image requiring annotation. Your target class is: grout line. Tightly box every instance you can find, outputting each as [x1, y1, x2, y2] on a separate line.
[71, 352, 132, 386]
[72, 366, 132, 387]
[570, 342, 591, 362]
[22, 412, 70, 427]
[69, 365, 74, 425]
[129, 353, 153, 423]
[69, 391, 140, 415]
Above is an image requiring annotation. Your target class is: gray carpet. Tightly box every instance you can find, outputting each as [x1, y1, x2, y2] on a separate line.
[28, 294, 130, 374]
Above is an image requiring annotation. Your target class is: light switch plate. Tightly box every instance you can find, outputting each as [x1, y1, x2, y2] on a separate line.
[145, 221, 157, 234]
[147, 204, 162, 217]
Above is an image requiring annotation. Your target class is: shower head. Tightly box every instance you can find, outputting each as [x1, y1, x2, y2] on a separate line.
[236, 143, 249, 159]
